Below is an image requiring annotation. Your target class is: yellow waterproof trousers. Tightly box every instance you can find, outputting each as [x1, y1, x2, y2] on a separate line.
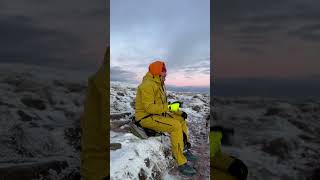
[171, 113, 189, 140]
[139, 113, 188, 166]
[211, 151, 236, 180]
[211, 168, 237, 180]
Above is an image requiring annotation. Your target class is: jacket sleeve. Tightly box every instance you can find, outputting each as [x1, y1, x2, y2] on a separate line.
[210, 131, 235, 171]
[140, 84, 168, 115]
[210, 131, 222, 158]
[173, 110, 183, 116]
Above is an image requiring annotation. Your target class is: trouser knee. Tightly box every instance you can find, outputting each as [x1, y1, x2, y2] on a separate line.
[170, 121, 182, 132]
[228, 158, 248, 180]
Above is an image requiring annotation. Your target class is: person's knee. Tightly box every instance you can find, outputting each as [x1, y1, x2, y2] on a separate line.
[180, 120, 187, 129]
[170, 113, 184, 121]
[227, 158, 248, 180]
[170, 121, 182, 132]
[175, 115, 185, 122]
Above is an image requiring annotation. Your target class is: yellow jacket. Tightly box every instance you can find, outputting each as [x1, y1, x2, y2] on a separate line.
[135, 72, 183, 120]
[80, 47, 109, 179]
[135, 72, 169, 120]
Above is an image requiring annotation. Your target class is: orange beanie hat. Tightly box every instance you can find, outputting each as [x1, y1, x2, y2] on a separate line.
[149, 60, 166, 76]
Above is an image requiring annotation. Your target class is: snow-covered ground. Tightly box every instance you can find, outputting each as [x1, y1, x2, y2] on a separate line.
[2, 63, 319, 180]
[2, 63, 318, 179]
[212, 97, 320, 180]
[110, 81, 210, 180]
[0, 63, 90, 179]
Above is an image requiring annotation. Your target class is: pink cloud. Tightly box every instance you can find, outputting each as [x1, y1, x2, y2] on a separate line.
[165, 73, 209, 87]
[135, 70, 210, 87]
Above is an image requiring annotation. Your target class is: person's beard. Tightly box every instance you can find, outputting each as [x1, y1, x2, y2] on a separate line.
[161, 76, 166, 84]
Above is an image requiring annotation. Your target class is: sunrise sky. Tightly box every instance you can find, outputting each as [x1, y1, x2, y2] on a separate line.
[110, 0, 210, 87]
[213, 0, 320, 98]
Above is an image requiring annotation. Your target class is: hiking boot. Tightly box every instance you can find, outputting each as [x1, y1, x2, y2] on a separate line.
[178, 163, 196, 176]
[184, 150, 198, 161]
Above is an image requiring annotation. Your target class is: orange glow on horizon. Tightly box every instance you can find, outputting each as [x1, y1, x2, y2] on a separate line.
[167, 73, 209, 87]
[136, 72, 209, 87]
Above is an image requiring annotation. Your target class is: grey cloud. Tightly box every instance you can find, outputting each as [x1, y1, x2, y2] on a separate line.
[214, 0, 292, 26]
[244, 14, 293, 24]
[288, 24, 320, 42]
[237, 24, 284, 35]
[213, 0, 320, 61]
[0, 0, 108, 70]
[111, 0, 208, 32]
[183, 68, 200, 74]
[184, 59, 210, 68]
[0, 15, 87, 68]
[110, 66, 138, 82]
[183, 75, 193, 79]
[201, 69, 210, 75]
[228, 24, 282, 48]
[234, 39, 267, 46]
[180, 60, 210, 76]
[237, 47, 265, 55]
[111, 0, 209, 73]
[163, 30, 209, 71]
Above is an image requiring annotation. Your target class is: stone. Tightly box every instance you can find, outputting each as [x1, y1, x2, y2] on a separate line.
[0, 160, 68, 180]
[21, 97, 46, 110]
[64, 128, 81, 151]
[17, 110, 33, 121]
[262, 138, 291, 160]
[192, 105, 201, 112]
[117, 92, 125, 96]
[138, 168, 147, 180]
[144, 158, 150, 168]
[110, 143, 122, 150]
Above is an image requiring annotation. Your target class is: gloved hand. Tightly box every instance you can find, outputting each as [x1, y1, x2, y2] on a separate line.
[181, 111, 188, 119]
[168, 101, 183, 112]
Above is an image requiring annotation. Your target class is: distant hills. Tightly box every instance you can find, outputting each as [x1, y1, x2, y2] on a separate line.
[213, 77, 320, 100]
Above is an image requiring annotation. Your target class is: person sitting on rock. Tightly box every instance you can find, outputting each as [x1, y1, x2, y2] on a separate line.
[134, 60, 197, 176]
